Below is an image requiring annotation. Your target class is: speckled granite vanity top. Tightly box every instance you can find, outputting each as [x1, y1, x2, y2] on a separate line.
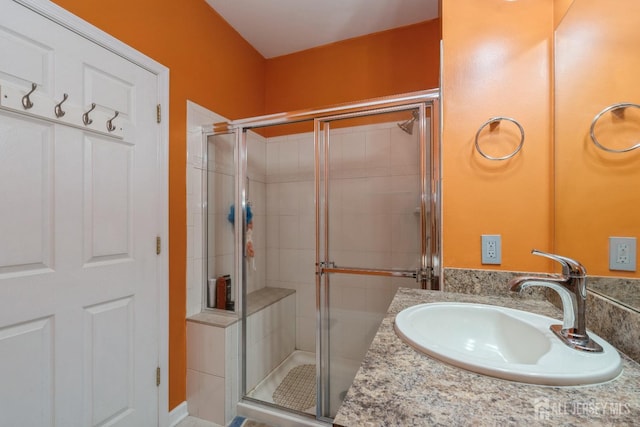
[333, 288, 640, 426]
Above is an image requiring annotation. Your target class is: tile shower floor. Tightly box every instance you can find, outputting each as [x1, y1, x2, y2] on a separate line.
[247, 350, 317, 415]
[179, 350, 360, 427]
[247, 349, 361, 417]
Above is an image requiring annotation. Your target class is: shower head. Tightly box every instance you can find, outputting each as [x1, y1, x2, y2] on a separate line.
[397, 110, 419, 135]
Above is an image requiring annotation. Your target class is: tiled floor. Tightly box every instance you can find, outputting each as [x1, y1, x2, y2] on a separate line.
[176, 416, 222, 427]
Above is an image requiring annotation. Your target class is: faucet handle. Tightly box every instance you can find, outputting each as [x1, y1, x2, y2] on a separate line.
[554, 254, 587, 277]
[531, 249, 587, 278]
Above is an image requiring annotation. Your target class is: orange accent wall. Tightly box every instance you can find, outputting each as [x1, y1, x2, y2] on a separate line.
[554, 0, 640, 277]
[48, 1, 440, 411]
[265, 20, 441, 115]
[37, 0, 578, 411]
[441, 0, 555, 273]
[51, 0, 266, 410]
[554, 0, 574, 27]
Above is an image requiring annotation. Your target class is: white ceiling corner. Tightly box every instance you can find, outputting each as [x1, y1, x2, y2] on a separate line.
[204, 0, 439, 58]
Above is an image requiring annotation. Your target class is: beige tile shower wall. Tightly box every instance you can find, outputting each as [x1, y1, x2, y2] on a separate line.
[245, 293, 296, 391]
[187, 98, 269, 315]
[246, 132, 267, 294]
[207, 134, 235, 305]
[265, 123, 424, 353]
[187, 155, 205, 316]
[206, 130, 268, 307]
[186, 320, 239, 425]
[187, 101, 226, 316]
[265, 132, 316, 353]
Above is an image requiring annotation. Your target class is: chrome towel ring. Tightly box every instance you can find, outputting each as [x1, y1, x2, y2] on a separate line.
[589, 102, 640, 153]
[474, 116, 525, 161]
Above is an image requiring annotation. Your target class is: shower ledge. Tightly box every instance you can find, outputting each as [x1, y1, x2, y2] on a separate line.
[188, 287, 296, 328]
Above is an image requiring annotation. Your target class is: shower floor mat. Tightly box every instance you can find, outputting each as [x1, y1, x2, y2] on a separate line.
[272, 363, 316, 411]
[247, 350, 317, 415]
[247, 349, 362, 417]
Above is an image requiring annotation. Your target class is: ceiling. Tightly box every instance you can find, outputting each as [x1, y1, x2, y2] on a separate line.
[204, 0, 440, 59]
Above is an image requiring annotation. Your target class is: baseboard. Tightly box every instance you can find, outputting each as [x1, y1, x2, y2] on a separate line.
[168, 401, 189, 427]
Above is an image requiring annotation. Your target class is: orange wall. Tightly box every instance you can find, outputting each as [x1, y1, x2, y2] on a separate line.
[554, 0, 574, 27]
[265, 20, 441, 114]
[554, 0, 640, 277]
[441, 0, 555, 273]
[48, 1, 441, 411]
[51, 0, 266, 410]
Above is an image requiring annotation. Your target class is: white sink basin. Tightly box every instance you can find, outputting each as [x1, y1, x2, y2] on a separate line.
[394, 302, 622, 386]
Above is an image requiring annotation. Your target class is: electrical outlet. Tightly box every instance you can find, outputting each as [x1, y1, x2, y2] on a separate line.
[609, 237, 637, 271]
[482, 235, 501, 265]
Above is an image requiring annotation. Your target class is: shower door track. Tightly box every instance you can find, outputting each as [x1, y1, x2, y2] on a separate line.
[210, 89, 440, 133]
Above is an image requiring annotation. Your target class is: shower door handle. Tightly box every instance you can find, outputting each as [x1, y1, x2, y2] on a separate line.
[319, 264, 426, 282]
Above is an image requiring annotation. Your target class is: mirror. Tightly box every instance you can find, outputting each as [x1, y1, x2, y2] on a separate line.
[554, 0, 640, 311]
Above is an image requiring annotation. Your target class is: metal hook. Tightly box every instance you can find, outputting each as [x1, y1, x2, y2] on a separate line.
[54, 93, 68, 118]
[82, 103, 96, 126]
[106, 111, 119, 132]
[21, 83, 37, 110]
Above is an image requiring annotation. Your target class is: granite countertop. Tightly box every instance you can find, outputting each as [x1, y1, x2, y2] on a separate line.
[333, 288, 640, 426]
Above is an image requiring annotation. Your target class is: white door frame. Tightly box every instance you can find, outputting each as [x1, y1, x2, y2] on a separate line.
[13, 0, 170, 424]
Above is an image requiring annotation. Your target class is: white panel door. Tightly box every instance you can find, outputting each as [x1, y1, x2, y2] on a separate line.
[0, 1, 160, 425]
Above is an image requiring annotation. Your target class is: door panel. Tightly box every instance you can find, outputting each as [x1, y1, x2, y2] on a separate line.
[84, 135, 133, 263]
[0, 316, 53, 427]
[0, 1, 160, 425]
[0, 24, 54, 92]
[84, 65, 133, 119]
[85, 297, 134, 426]
[316, 106, 431, 419]
[320, 110, 428, 277]
[0, 114, 54, 275]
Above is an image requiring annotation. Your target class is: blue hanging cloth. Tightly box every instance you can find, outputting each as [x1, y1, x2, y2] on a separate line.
[227, 204, 253, 225]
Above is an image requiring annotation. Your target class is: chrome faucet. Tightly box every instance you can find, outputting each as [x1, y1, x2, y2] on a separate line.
[508, 249, 603, 352]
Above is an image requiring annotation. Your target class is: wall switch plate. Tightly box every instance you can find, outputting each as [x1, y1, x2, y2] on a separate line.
[481, 234, 501, 265]
[609, 237, 637, 271]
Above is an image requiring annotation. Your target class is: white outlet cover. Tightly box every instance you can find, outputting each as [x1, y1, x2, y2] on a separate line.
[481, 235, 501, 265]
[609, 237, 637, 271]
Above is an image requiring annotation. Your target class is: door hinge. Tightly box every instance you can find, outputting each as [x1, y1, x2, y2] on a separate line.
[156, 236, 161, 255]
[156, 104, 161, 124]
[156, 366, 161, 387]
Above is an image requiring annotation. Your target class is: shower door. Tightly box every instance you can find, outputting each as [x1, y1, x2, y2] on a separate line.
[315, 103, 438, 420]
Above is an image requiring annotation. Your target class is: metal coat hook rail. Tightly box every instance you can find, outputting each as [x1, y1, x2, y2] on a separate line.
[474, 116, 525, 160]
[1, 82, 124, 139]
[590, 102, 640, 153]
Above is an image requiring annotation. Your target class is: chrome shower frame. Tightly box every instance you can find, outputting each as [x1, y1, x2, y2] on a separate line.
[203, 88, 441, 424]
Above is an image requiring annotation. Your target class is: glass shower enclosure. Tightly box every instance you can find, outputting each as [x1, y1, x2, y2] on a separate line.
[204, 90, 440, 424]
